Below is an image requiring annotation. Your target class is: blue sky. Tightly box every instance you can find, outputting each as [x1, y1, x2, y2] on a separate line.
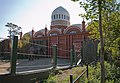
[0, 0, 119, 39]
[0, 0, 86, 39]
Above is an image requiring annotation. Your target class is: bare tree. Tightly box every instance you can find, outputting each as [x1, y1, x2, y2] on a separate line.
[5, 22, 21, 39]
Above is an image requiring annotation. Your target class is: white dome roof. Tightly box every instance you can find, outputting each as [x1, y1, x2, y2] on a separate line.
[51, 6, 70, 22]
[52, 6, 70, 16]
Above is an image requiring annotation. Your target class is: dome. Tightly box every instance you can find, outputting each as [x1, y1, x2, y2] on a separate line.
[52, 6, 70, 17]
[51, 6, 70, 21]
[51, 6, 70, 27]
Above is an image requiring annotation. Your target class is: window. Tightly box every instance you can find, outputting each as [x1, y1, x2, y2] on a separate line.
[69, 31, 77, 34]
[59, 14, 60, 19]
[56, 14, 58, 19]
[64, 15, 65, 19]
[50, 33, 58, 36]
[54, 15, 55, 19]
[62, 15, 63, 19]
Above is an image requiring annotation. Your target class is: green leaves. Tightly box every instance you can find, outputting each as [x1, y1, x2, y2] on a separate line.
[18, 33, 31, 49]
[73, 0, 120, 65]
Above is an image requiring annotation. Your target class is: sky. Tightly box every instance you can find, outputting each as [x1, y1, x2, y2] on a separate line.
[0, 0, 119, 39]
[0, 0, 86, 39]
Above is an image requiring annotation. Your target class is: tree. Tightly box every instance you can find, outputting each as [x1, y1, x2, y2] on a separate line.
[5, 22, 21, 39]
[86, 1, 120, 65]
[71, 0, 120, 83]
[5, 22, 21, 48]
[17, 33, 31, 54]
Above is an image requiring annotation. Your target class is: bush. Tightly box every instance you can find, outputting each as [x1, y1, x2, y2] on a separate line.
[79, 62, 120, 83]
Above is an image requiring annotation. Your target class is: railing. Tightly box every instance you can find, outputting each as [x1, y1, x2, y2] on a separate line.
[0, 36, 82, 83]
[70, 69, 86, 83]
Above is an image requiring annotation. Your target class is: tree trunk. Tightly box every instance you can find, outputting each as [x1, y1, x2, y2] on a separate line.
[98, 0, 105, 83]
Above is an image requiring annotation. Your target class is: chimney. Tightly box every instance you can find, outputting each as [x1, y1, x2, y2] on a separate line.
[45, 25, 47, 36]
[32, 28, 34, 38]
[19, 31, 22, 40]
[82, 18, 85, 32]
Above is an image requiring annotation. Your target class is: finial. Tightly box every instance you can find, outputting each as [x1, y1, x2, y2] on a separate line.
[82, 18, 85, 23]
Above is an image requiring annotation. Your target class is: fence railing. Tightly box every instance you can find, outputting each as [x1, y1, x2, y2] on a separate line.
[70, 69, 86, 83]
[0, 36, 82, 75]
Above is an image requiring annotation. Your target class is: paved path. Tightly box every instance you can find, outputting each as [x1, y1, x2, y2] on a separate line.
[0, 61, 10, 75]
[0, 58, 70, 74]
[16, 58, 70, 72]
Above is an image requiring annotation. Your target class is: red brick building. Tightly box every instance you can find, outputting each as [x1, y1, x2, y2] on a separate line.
[23, 6, 89, 58]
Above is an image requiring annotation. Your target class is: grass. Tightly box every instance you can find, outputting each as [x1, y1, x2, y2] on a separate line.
[44, 66, 85, 83]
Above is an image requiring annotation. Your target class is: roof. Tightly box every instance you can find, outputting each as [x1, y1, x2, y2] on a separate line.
[52, 6, 70, 16]
[70, 24, 82, 30]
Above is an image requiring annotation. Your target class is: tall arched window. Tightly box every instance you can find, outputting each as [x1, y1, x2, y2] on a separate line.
[56, 14, 58, 19]
[54, 15, 55, 19]
[62, 14, 63, 19]
[59, 14, 60, 19]
[64, 15, 65, 19]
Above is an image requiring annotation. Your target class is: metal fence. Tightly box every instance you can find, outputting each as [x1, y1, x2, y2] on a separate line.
[69, 69, 86, 83]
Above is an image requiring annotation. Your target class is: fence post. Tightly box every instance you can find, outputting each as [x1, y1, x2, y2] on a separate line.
[10, 36, 18, 75]
[70, 74, 73, 83]
[86, 64, 89, 79]
[70, 49, 73, 67]
[52, 45, 57, 69]
[74, 52, 77, 66]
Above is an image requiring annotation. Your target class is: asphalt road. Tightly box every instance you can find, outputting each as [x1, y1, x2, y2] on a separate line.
[16, 58, 70, 72]
[0, 58, 70, 74]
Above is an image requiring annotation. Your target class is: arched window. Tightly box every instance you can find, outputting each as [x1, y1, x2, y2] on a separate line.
[64, 15, 65, 19]
[50, 33, 58, 36]
[56, 14, 58, 19]
[69, 31, 77, 34]
[59, 14, 60, 19]
[54, 15, 55, 19]
[62, 14, 63, 19]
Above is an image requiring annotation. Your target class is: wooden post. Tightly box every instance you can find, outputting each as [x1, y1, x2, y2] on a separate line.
[86, 64, 89, 79]
[70, 49, 73, 67]
[10, 36, 18, 75]
[74, 52, 77, 66]
[52, 45, 57, 69]
[70, 74, 73, 83]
